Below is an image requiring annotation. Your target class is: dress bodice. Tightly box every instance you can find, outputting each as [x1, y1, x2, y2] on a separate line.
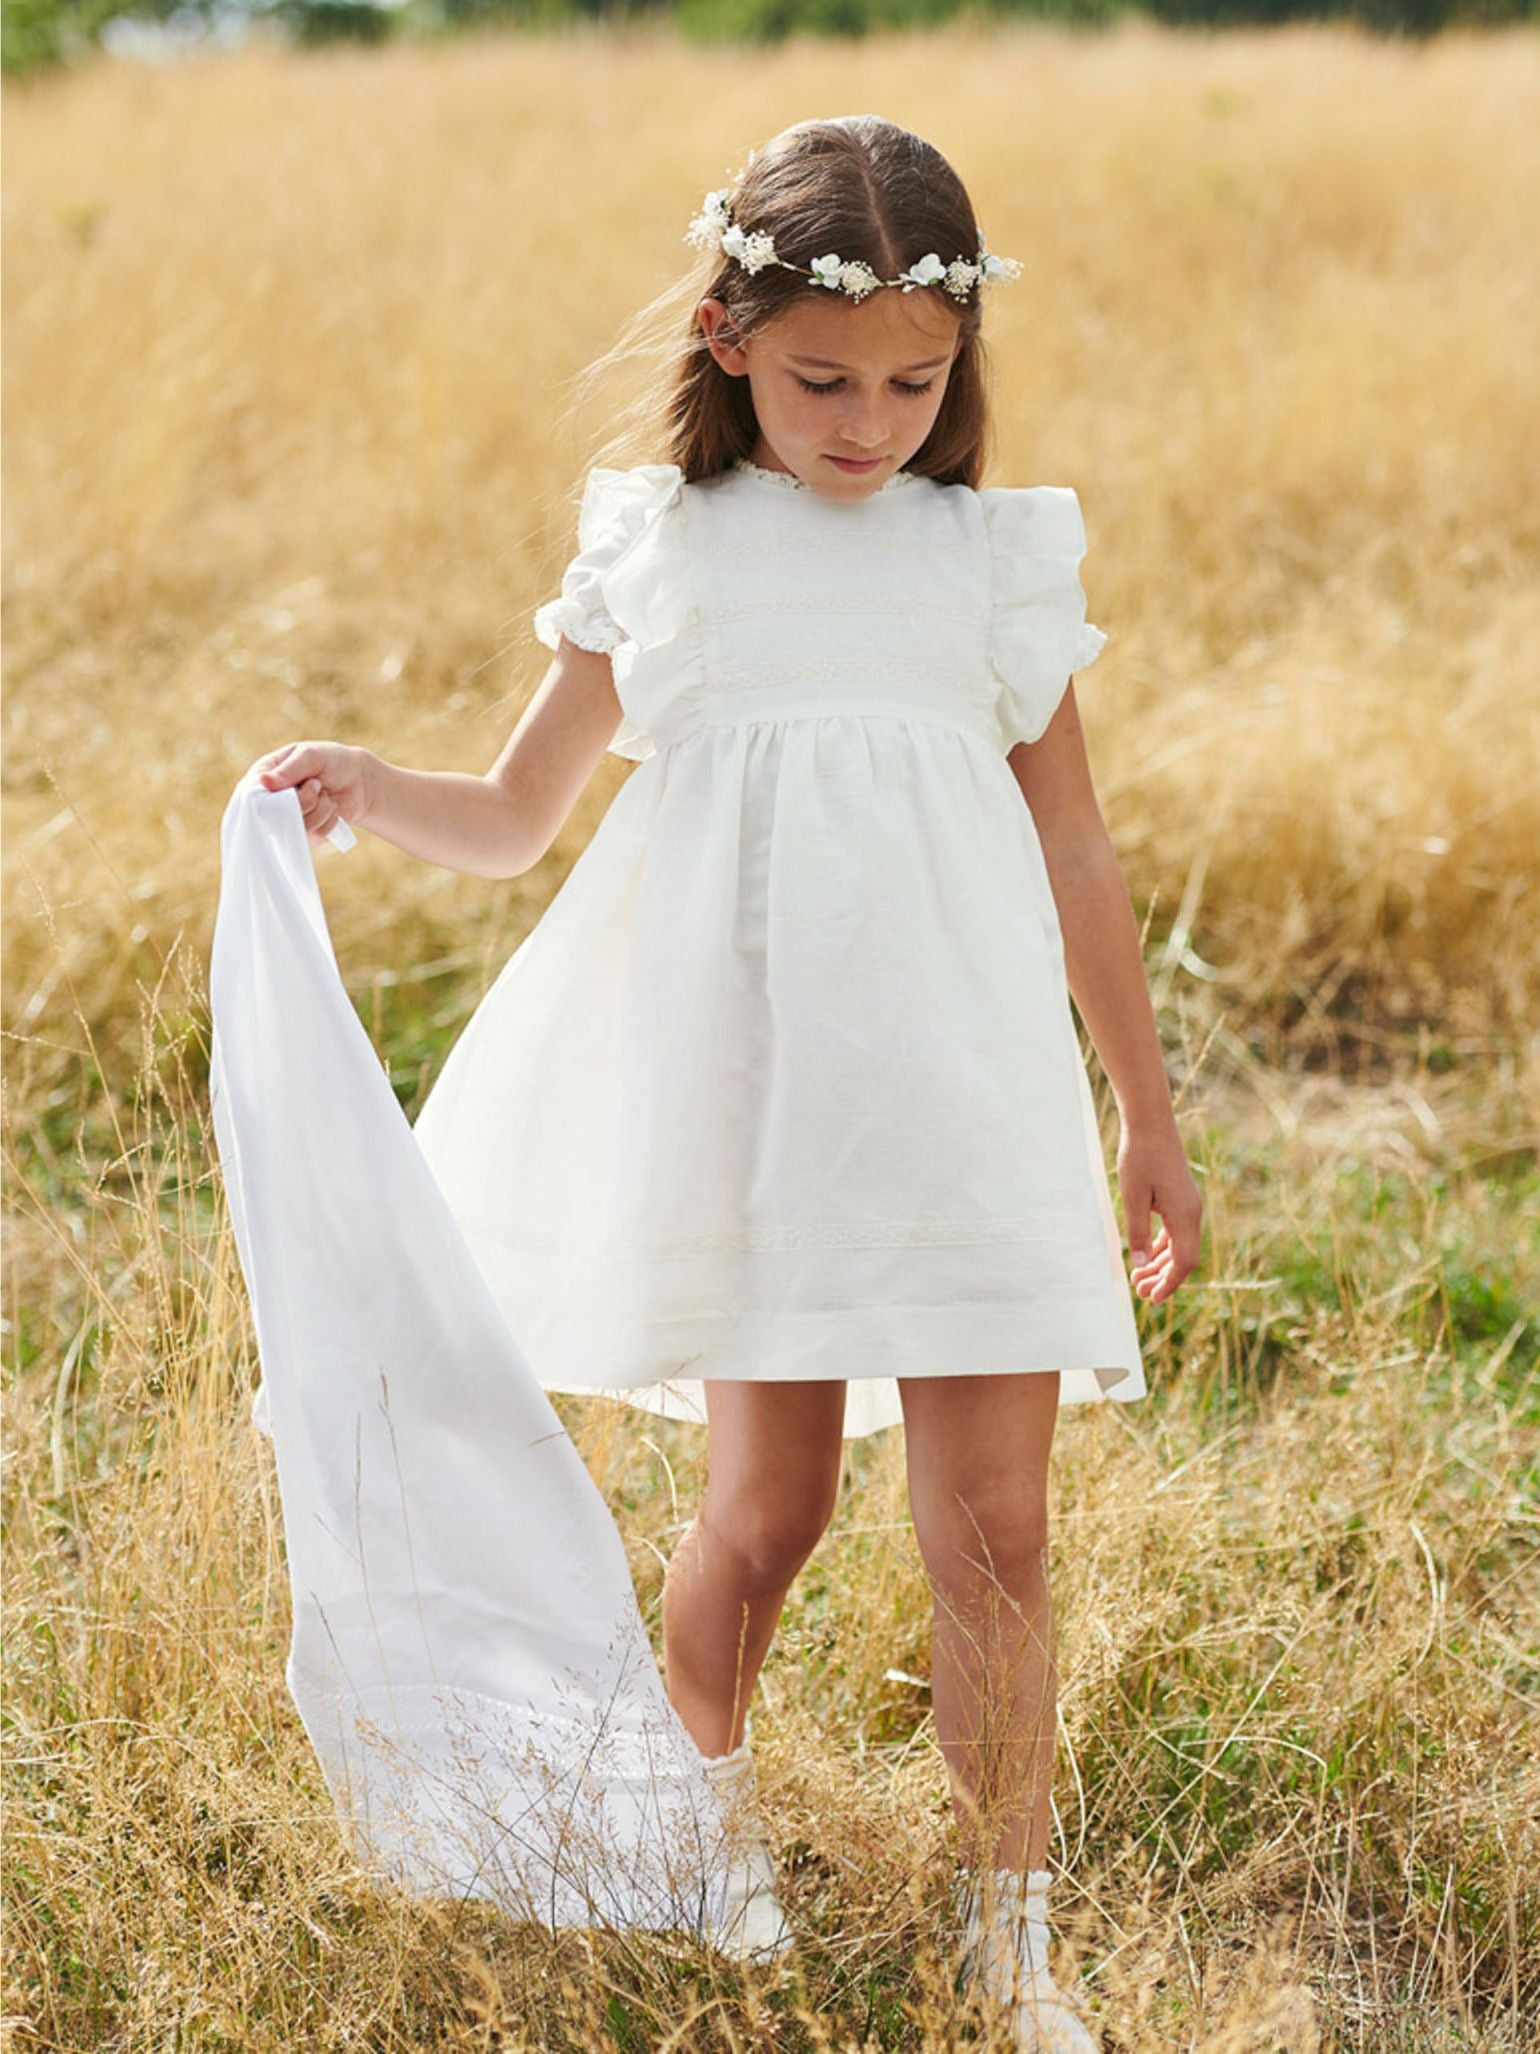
[533, 457, 1107, 763]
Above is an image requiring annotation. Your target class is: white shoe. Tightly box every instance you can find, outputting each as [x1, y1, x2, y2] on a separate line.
[982, 1969, 1100, 2054]
[953, 1865, 1100, 2052]
[698, 1728, 795, 1965]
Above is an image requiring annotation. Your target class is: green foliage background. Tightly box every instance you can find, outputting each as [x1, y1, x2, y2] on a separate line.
[4, 0, 1537, 80]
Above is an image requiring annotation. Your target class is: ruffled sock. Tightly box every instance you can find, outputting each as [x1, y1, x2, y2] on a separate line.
[954, 1862, 1054, 1999]
[954, 1864, 1103, 2049]
[697, 1717, 794, 1963]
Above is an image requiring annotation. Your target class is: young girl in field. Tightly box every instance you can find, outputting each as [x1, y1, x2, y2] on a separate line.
[256, 114, 1201, 2050]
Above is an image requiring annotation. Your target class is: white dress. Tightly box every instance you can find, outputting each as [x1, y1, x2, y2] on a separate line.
[412, 457, 1147, 1441]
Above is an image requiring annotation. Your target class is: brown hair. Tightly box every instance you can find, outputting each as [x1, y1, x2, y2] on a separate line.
[564, 116, 996, 498]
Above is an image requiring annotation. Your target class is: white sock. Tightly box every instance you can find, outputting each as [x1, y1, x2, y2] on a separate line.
[959, 1863, 1053, 1987]
[700, 1737, 751, 1767]
[699, 1733, 767, 1847]
[699, 1710, 755, 1769]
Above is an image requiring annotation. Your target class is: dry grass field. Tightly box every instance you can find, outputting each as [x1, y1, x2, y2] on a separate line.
[3, 19, 1538, 2052]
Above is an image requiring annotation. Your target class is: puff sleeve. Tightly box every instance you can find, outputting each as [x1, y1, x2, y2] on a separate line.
[533, 462, 689, 761]
[979, 485, 1108, 751]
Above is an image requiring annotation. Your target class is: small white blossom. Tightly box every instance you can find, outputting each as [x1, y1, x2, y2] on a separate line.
[720, 223, 748, 261]
[980, 250, 1022, 282]
[943, 259, 981, 300]
[900, 252, 948, 293]
[740, 231, 779, 273]
[684, 187, 734, 252]
[810, 253, 845, 290]
[839, 261, 881, 300]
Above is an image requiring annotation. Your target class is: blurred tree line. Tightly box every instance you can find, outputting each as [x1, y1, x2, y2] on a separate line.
[3, 0, 1534, 82]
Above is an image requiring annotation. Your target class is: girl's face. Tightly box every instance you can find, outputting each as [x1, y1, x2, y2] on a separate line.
[698, 287, 964, 500]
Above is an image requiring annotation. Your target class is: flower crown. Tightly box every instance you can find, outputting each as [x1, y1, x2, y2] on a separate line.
[684, 186, 1023, 305]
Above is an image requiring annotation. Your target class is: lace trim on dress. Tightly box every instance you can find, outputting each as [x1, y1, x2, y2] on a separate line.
[732, 457, 922, 494]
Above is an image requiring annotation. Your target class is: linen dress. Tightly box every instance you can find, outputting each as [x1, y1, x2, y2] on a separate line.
[411, 456, 1148, 1441]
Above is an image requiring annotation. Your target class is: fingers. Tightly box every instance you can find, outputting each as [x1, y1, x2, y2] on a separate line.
[1128, 1213, 1202, 1302]
[1129, 1225, 1167, 1271]
[1132, 1251, 1178, 1302]
[295, 777, 333, 837]
[264, 760, 331, 837]
[254, 745, 297, 786]
[1126, 1217, 1152, 1268]
[1130, 1237, 1166, 1298]
[256, 743, 318, 791]
[252, 746, 352, 845]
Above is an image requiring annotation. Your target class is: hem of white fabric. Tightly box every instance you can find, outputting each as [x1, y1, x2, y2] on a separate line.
[539, 1355, 1145, 1442]
[544, 1357, 1141, 1396]
[509, 1296, 1147, 1439]
[543, 1355, 1141, 1398]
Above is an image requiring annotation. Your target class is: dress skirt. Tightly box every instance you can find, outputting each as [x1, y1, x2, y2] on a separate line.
[411, 713, 1147, 1441]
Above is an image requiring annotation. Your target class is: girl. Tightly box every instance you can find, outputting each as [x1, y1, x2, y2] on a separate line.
[257, 115, 1202, 2052]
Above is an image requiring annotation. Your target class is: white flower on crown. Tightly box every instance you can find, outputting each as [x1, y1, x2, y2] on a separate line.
[684, 187, 733, 252]
[899, 252, 948, 293]
[809, 255, 883, 301]
[682, 185, 1022, 302]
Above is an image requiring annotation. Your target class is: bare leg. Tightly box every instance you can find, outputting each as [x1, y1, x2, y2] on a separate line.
[899, 1371, 1061, 1871]
[662, 1378, 846, 1758]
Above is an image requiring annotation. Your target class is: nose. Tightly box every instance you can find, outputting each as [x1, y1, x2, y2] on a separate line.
[837, 391, 888, 450]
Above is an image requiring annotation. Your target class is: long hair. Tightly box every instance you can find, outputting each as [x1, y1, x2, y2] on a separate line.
[561, 117, 996, 498]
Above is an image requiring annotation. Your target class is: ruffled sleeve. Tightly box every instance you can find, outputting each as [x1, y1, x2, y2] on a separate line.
[533, 462, 690, 762]
[979, 485, 1108, 750]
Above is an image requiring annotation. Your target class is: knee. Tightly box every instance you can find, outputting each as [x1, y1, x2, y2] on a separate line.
[912, 1481, 1050, 1594]
[699, 1479, 836, 1593]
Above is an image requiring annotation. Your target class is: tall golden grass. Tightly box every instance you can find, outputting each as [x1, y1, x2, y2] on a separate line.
[3, 20, 1537, 2051]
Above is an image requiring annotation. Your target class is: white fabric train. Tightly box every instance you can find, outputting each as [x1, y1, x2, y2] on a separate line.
[208, 769, 733, 1935]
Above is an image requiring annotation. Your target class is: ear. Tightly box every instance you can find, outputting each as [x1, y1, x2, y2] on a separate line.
[697, 296, 750, 377]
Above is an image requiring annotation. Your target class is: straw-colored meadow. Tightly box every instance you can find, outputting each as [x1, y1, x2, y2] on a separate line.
[4, 20, 1537, 2051]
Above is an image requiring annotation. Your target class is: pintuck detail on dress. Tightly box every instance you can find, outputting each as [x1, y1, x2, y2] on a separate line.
[979, 485, 1108, 749]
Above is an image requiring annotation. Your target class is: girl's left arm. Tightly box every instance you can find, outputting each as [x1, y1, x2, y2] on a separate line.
[1007, 686, 1203, 1306]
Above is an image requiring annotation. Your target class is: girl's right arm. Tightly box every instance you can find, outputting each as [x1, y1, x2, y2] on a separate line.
[255, 638, 626, 879]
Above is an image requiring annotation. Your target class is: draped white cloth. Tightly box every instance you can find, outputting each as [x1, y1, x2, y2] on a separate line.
[208, 770, 733, 1935]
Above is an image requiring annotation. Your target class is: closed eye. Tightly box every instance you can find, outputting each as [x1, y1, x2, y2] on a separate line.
[794, 375, 935, 396]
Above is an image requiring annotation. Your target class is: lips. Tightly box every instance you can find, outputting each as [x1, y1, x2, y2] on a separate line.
[828, 455, 884, 472]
